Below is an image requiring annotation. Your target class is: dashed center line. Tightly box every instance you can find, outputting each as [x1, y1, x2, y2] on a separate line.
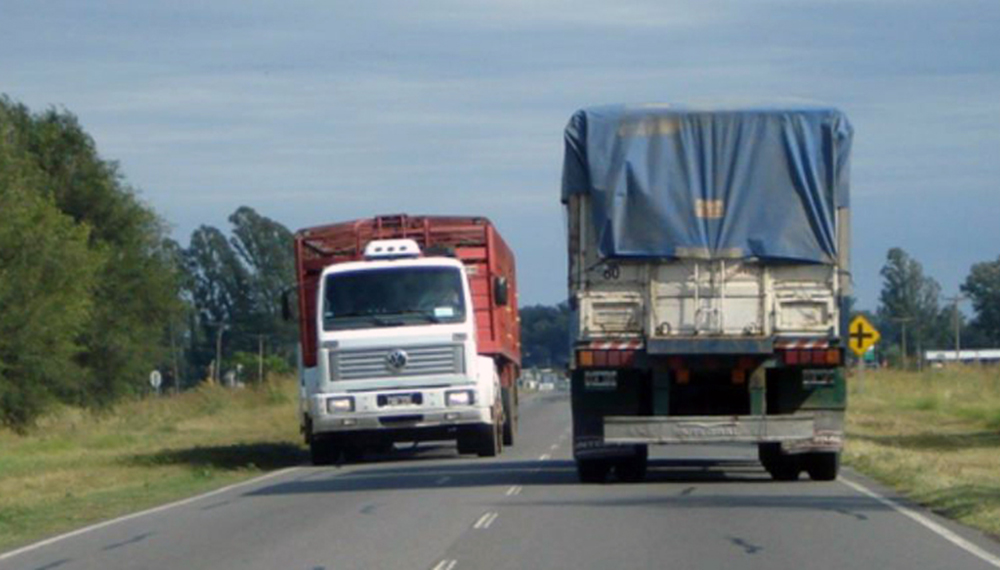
[435, 476, 452, 485]
[549, 443, 559, 450]
[473, 512, 499, 529]
[538, 453, 551, 461]
[505, 485, 523, 496]
[431, 559, 457, 570]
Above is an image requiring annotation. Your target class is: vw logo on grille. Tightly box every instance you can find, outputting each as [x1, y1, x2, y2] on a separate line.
[385, 349, 409, 371]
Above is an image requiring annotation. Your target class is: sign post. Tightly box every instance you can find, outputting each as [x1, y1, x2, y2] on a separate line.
[149, 370, 163, 396]
[848, 315, 881, 394]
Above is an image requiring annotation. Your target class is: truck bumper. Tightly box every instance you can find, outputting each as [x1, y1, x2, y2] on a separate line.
[600, 411, 843, 452]
[312, 406, 491, 435]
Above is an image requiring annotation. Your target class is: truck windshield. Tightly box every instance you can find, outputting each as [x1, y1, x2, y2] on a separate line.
[322, 266, 466, 330]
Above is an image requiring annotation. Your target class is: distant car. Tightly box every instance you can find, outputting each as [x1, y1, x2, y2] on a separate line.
[538, 382, 555, 392]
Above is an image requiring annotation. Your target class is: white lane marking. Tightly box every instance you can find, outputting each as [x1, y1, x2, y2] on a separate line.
[539, 453, 551, 461]
[473, 512, 499, 530]
[839, 476, 1000, 569]
[435, 476, 452, 485]
[0, 466, 302, 562]
[431, 559, 457, 570]
[549, 444, 559, 451]
[505, 485, 523, 496]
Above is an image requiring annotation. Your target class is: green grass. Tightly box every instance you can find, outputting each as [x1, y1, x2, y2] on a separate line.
[0, 380, 303, 552]
[845, 366, 1000, 538]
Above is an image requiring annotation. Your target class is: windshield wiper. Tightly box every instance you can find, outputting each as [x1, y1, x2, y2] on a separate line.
[325, 312, 396, 327]
[397, 310, 443, 323]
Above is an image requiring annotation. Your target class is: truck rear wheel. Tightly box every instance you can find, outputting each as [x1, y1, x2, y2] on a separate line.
[310, 439, 340, 466]
[502, 386, 517, 447]
[805, 452, 840, 481]
[577, 459, 611, 483]
[615, 446, 648, 483]
[759, 443, 801, 481]
[766, 454, 802, 481]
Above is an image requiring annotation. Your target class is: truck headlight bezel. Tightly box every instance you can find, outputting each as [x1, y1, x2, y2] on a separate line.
[445, 389, 475, 407]
[326, 396, 355, 413]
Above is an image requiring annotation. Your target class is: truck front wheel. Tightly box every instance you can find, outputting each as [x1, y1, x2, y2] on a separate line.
[310, 438, 341, 466]
[477, 422, 502, 457]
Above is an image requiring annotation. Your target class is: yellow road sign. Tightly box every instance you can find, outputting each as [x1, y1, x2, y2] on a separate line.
[848, 315, 881, 357]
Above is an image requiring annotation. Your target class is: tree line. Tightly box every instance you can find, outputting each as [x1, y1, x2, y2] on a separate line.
[869, 247, 1000, 366]
[0, 98, 297, 430]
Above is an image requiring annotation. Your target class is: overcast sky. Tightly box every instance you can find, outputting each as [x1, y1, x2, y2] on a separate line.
[2, 1, 999, 309]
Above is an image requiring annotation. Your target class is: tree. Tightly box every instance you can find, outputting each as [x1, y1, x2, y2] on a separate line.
[181, 208, 297, 378]
[520, 303, 570, 369]
[876, 248, 945, 362]
[228, 207, 297, 355]
[1, 95, 184, 412]
[0, 106, 100, 428]
[961, 257, 1000, 345]
[25, 106, 183, 406]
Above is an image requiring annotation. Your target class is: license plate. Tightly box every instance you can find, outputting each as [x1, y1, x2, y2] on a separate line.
[380, 393, 422, 407]
[584, 371, 617, 391]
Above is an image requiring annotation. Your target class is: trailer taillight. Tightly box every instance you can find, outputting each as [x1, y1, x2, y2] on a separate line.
[826, 349, 842, 365]
[781, 348, 841, 366]
[576, 349, 636, 368]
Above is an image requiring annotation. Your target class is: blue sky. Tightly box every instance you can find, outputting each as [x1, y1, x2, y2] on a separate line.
[2, 1, 999, 309]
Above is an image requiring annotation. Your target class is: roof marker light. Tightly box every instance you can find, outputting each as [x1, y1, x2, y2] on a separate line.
[364, 239, 421, 260]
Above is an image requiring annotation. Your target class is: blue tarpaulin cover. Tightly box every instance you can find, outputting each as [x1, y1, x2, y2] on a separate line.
[562, 104, 852, 264]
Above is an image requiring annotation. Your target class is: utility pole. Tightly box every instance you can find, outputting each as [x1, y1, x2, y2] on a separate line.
[169, 318, 182, 394]
[890, 316, 913, 370]
[208, 322, 229, 384]
[943, 295, 966, 364]
[258, 334, 265, 383]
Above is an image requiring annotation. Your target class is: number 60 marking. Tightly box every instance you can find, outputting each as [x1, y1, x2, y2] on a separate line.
[602, 265, 620, 280]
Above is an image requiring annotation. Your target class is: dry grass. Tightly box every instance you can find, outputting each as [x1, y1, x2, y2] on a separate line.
[845, 366, 1000, 538]
[0, 380, 303, 552]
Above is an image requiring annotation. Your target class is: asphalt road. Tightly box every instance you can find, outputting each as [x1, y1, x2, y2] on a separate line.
[5, 391, 1000, 570]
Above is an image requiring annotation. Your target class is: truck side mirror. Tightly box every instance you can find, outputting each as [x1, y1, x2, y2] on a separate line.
[281, 289, 295, 322]
[494, 276, 509, 306]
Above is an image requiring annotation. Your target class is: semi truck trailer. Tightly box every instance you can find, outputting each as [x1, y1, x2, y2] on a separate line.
[291, 214, 521, 464]
[562, 105, 853, 483]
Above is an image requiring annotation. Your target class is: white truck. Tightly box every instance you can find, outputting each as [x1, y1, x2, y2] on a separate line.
[290, 215, 521, 464]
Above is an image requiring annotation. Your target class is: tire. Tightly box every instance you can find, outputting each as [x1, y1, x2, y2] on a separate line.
[767, 454, 802, 481]
[477, 423, 502, 458]
[343, 445, 365, 463]
[757, 442, 780, 472]
[310, 439, 340, 466]
[577, 459, 611, 483]
[501, 386, 517, 447]
[805, 452, 840, 481]
[457, 431, 478, 455]
[615, 448, 648, 483]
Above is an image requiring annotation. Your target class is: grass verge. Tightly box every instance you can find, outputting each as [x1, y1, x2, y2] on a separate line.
[0, 380, 303, 552]
[845, 366, 1000, 538]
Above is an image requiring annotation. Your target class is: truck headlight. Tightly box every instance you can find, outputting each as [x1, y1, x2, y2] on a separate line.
[445, 390, 475, 407]
[326, 396, 354, 413]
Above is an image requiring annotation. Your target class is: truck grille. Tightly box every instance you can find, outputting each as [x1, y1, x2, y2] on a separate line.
[330, 344, 464, 381]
